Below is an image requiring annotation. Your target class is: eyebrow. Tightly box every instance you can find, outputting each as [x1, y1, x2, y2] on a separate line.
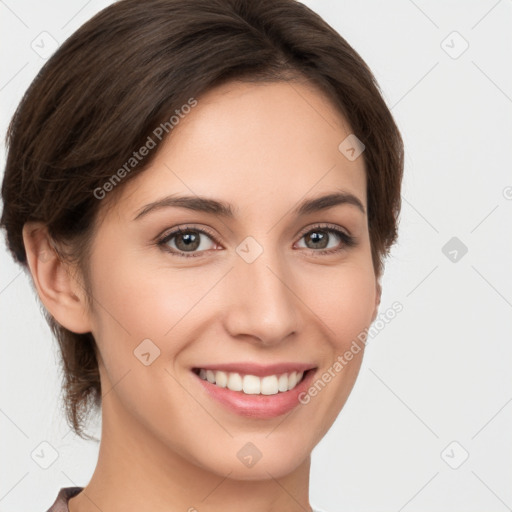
[133, 190, 366, 221]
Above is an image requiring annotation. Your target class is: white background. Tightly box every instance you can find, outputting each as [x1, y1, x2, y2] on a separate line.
[1, 1, 511, 510]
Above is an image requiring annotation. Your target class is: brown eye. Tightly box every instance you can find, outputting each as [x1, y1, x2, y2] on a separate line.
[174, 230, 201, 251]
[158, 227, 218, 257]
[303, 230, 331, 250]
[296, 224, 356, 255]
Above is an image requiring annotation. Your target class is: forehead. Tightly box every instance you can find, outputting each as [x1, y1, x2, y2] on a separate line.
[107, 80, 366, 222]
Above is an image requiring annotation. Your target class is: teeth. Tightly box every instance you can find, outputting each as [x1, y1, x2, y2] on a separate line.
[261, 375, 279, 395]
[197, 369, 306, 395]
[288, 371, 297, 390]
[243, 375, 260, 394]
[278, 373, 288, 392]
[215, 370, 228, 388]
[227, 372, 243, 391]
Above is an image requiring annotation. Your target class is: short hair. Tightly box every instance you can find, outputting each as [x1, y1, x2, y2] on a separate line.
[0, 0, 403, 439]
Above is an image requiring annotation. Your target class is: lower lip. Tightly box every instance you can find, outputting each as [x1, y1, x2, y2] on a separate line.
[193, 369, 317, 419]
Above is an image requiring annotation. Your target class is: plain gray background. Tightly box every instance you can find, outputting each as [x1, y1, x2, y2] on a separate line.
[1, 1, 511, 510]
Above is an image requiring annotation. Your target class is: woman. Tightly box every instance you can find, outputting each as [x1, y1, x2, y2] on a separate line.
[0, 0, 403, 510]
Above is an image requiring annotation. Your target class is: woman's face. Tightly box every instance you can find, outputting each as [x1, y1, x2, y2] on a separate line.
[84, 79, 380, 480]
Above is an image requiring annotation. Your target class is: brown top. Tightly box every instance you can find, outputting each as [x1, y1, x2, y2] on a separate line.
[45, 487, 83, 512]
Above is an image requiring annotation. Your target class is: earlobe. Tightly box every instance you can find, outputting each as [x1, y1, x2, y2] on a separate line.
[22, 221, 92, 334]
[371, 279, 382, 324]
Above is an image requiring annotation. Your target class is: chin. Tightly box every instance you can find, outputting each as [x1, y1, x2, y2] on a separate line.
[189, 430, 315, 481]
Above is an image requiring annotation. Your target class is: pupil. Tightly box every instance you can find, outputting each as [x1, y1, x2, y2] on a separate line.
[177, 231, 200, 251]
[307, 231, 327, 249]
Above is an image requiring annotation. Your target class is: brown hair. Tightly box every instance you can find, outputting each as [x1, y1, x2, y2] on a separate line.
[0, 0, 403, 439]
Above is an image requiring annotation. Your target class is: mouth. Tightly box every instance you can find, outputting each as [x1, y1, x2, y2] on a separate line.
[191, 363, 317, 419]
[192, 367, 311, 395]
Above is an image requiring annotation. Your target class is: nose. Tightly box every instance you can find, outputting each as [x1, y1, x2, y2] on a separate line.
[222, 242, 301, 347]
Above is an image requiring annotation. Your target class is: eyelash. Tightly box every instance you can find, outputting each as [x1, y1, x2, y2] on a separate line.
[155, 223, 357, 258]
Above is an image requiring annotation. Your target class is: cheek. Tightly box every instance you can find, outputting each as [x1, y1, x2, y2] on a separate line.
[88, 250, 199, 429]
[87, 246, 219, 396]
[291, 261, 376, 440]
[303, 260, 377, 349]
[89, 245, 181, 337]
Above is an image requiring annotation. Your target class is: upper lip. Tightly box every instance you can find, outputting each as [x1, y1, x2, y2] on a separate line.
[193, 362, 317, 377]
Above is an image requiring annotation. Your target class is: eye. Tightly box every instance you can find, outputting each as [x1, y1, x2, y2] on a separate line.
[157, 226, 219, 258]
[295, 223, 356, 255]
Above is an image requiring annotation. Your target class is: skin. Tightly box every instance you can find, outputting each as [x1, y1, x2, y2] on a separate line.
[23, 79, 381, 512]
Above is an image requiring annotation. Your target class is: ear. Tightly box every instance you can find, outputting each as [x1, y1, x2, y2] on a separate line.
[22, 221, 92, 334]
[370, 278, 382, 324]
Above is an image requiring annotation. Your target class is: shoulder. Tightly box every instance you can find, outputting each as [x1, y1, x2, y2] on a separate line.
[45, 487, 83, 512]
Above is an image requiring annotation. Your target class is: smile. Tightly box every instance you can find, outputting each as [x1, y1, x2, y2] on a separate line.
[191, 363, 317, 419]
[194, 368, 306, 395]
